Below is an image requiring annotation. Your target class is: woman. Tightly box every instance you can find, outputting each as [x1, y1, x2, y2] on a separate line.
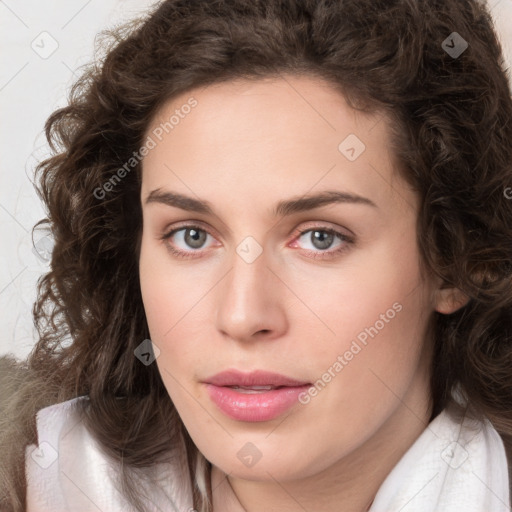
[1, 0, 511, 510]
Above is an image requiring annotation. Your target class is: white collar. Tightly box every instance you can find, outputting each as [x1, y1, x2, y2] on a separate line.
[368, 401, 510, 512]
[26, 396, 510, 511]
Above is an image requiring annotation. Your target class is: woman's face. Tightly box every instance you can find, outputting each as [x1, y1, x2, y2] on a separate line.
[139, 75, 447, 482]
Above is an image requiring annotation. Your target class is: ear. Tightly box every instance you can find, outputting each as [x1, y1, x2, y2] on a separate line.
[433, 283, 470, 315]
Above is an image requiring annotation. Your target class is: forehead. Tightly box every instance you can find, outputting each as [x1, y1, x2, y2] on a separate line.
[146, 74, 378, 141]
[141, 75, 414, 217]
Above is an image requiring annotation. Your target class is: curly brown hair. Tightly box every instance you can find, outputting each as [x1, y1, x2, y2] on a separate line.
[1, 0, 512, 510]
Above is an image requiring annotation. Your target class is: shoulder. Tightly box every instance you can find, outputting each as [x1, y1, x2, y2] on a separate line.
[25, 395, 130, 511]
[25, 396, 194, 512]
[370, 401, 510, 511]
[30, 396, 89, 446]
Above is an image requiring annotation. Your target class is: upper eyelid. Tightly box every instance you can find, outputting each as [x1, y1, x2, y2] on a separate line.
[163, 220, 218, 238]
[163, 222, 352, 244]
[161, 224, 354, 262]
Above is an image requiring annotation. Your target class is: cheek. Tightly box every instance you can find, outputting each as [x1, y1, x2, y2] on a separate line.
[139, 241, 172, 340]
[290, 230, 432, 396]
[139, 230, 202, 341]
[139, 257, 198, 410]
[290, 229, 427, 348]
[139, 233, 215, 395]
[331, 284, 430, 411]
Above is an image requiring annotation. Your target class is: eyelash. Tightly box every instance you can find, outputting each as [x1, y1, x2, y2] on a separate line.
[160, 223, 354, 260]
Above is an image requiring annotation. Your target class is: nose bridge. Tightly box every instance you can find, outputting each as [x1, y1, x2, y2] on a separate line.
[223, 237, 268, 315]
[215, 237, 285, 340]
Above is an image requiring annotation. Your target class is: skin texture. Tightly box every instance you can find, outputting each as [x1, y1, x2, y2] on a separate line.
[138, 75, 468, 512]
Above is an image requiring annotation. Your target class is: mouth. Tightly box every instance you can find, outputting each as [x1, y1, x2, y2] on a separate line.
[202, 370, 312, 422]
[223, 385, 286, 394]
[203, 369, 310, 387]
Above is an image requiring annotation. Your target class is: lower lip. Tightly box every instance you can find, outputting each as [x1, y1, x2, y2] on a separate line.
[205, 384, 311, 422]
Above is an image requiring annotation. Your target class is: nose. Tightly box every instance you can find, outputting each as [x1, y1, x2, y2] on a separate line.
[215, 244, 288, 343]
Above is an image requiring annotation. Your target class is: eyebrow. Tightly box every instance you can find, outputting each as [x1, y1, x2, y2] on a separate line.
[144, 189, 378, 216]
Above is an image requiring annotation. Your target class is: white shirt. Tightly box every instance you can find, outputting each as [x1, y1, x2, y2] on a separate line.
[25, 395, 510, 511]
[25, 396, 193, 511]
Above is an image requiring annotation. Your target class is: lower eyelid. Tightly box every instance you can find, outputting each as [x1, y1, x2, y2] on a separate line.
[162, 225, 353, 256]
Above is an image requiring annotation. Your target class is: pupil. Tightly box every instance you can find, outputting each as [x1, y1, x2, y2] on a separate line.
[313, 230, 333, 250]
[186, 228, 205, 248]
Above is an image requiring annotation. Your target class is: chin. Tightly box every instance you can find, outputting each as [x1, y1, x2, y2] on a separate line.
[209, 448, 321, 482]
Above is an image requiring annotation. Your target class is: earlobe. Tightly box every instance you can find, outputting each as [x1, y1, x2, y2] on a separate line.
[434, 286, 470, 315]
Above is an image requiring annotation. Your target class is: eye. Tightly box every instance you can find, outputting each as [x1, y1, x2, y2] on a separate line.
[161, 223, 354, 260]
[161, 225, 215, 259]
[291, 226, 354, 260]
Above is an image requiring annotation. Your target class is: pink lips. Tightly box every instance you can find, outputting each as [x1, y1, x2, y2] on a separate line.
[203, 370, 311, 422]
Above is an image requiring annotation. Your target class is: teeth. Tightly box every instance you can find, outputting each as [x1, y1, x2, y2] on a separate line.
[229, 385, 276, 393]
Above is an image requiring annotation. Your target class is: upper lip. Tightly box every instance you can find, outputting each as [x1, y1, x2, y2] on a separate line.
[203, 370, 310, 387]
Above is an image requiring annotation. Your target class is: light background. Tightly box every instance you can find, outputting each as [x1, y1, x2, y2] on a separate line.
[1, 0, 511, 360]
